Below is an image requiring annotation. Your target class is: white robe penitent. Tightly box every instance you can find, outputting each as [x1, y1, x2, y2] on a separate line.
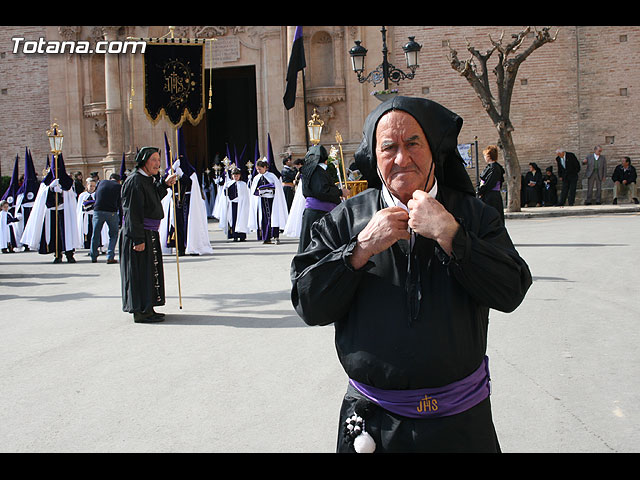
[160, 165, 214, 256]
[248, 171, 289, 233]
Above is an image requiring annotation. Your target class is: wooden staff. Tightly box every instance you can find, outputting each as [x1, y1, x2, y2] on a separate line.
[168, 130, 183, 309]
[54, 153, 59, 258]
[335, 131, 350, 196]
[330, 145, 346, 191]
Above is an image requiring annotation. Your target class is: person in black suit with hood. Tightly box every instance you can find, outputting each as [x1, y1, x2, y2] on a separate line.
[291, 96, 532, 453]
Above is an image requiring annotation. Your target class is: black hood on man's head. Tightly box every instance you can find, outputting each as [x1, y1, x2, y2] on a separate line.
[300, 144, 328, 191]
[354, 96, 475, 195]
[135, 146, 160, 168]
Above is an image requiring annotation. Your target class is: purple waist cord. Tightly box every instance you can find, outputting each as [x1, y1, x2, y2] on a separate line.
[349, 356, 491, 419]
[305, 197, 337, 212]
[143, 218, 161, 231]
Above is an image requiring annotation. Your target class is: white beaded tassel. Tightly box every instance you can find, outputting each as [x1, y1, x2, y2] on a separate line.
[353, 419, 376, 453]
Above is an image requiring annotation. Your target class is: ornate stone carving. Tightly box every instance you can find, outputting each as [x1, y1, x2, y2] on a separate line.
[87, 27, 104, 47]
[172, 26, 190, 38]
[93, 117, 108, 147]
[306, 86, 346, 106]
[57, 26, 81, 61]
[192, 26, 264, 50]
[58, 26, 80, 42]
[193, 26, 247, 37]
[83, 102, 108, 147]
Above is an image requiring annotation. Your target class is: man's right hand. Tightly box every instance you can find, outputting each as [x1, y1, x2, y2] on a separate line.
[133, 243, 145, 252]
[349, 206, 410, 270]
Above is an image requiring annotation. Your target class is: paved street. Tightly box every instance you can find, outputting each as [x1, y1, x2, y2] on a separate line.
[0, 206, 638, 452]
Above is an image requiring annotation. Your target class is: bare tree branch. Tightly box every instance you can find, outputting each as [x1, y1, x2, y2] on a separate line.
[444, 26, 560, 212]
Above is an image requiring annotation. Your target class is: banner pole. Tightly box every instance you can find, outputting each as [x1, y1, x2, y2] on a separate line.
[169, 127, 183, 309]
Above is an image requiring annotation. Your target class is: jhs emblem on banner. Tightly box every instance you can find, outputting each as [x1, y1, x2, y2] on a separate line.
[144, 43, 205, 127]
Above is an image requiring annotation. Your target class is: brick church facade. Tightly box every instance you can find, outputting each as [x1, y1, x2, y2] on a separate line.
[1, 26, 638, 203]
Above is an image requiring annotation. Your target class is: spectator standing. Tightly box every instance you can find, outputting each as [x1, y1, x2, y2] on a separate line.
[476, 145, 505, 224]
[583, 145, 607, 205]
[90, 173, 122, 264]
[555, 149, 580, 206]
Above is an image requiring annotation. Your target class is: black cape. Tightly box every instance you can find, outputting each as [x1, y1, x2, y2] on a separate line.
[291, 96, 532, 452]
[298, 145, 342, 253]
[119, 169, 170, 313]
[477, 162, 505, 224]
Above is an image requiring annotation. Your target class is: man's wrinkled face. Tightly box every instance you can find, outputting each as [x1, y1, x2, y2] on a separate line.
[375, 110, 434, 203]
[143, 152, 161, 176]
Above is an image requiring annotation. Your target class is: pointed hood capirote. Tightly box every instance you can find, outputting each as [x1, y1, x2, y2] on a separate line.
[353, 95, 476, 196]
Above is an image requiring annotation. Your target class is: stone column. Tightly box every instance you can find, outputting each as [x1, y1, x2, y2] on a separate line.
[102, 26, 123, 172]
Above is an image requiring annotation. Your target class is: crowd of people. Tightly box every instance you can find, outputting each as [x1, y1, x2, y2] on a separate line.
[6, 137, 637, 261]
[0, 134, 359, 261]
[205, 144, 356, 250]
[473, 145, 638, 222]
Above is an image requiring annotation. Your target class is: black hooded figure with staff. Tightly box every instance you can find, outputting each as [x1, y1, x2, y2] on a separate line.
[297, 144, 349, 253]
[291, 96, 532, 453]
[119, 147, 178, 323]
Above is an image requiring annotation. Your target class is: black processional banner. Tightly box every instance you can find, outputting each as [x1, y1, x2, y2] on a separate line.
[144, 42, 205, 127]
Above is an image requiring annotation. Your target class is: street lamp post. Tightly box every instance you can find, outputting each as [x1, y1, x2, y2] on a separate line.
[349, 26, 422, 90]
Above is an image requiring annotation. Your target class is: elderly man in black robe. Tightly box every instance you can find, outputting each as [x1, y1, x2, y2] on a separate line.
[291, 96, 532, 453]
[120, 147, 177, 324]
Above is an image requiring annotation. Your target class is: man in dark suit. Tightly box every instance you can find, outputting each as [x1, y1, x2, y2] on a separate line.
[555, 149, 581, 206]
[582, 145, 607, 205]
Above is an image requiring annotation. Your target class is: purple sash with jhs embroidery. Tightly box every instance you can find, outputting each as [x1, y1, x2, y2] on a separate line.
[349, 356, 491, 419]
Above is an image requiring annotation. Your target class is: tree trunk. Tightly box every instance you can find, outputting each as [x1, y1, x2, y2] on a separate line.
[498, 128, 521, 212]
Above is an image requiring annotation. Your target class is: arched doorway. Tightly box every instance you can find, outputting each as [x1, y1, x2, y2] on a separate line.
[182, 65, 258, 175]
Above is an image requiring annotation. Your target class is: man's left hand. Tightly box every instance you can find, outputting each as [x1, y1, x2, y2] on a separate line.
[407, 190, 459, 256]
